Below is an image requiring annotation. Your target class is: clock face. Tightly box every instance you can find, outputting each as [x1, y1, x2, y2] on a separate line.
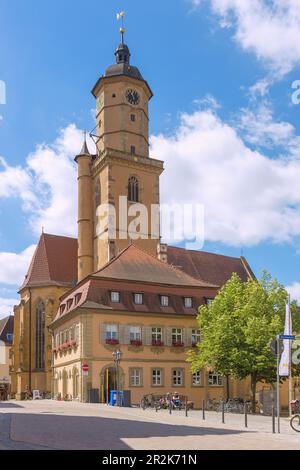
[126, 89, 140, 106]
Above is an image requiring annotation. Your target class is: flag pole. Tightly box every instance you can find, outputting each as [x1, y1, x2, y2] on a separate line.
[276, 335, 280, 433]
[288, 294, 293, 417]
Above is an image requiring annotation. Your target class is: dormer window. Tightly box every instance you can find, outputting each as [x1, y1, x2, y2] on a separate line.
[160, 295, 169, 307]
[184, 297, 193, 308]
[133, 293, 143, 305]
[111, 291, 120, 304]
[75, 293, 82, 306]
[67, 299, 73, 310]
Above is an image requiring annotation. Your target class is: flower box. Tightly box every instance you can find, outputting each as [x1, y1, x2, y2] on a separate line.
[105, 339, 120, 346]
[172, 341, 185, 348]
[152, 340, 164, 347]
[130, 340, 143, 347]
[70, 340, 77, 348]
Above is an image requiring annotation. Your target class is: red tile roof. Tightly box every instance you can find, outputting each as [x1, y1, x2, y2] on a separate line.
[92, 244, 217, 288]
[20, 233, 78, 290]
[167, 246, 252, 286]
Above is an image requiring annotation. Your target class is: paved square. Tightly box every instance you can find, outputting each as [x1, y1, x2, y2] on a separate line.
[0, 400, 299, 450]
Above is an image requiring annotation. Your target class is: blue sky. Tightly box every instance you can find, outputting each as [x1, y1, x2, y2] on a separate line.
[1, 0, 300, 317]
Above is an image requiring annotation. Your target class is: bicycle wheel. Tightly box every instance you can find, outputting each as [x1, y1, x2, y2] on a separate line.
[290, 415, 300, 432]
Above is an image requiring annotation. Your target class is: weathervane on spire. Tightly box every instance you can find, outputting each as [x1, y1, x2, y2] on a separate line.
[117, 11, 126, 43]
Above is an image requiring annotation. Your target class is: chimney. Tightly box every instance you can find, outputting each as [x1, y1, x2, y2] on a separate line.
[157, 243, 168, 263]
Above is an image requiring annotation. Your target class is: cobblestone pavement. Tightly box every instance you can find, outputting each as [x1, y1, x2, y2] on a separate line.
[0, 400, 299, 450]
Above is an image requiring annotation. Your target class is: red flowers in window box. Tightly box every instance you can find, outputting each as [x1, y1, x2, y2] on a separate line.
[152, 339, 164, 347]
[52, 348, 57, 354]
[130, 340, 142, 347]
[70, 340, 77, 348]
[172, 341, 185, 348]
[106, 338, 120, 346]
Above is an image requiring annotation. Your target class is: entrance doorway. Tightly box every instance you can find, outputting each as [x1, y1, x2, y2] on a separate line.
[103, 367, 117, 404]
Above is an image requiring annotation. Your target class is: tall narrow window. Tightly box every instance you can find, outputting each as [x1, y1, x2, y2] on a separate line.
[35, 301, 45, 370]
[95, 178, 101, 209]
[128, 176, 139, 202]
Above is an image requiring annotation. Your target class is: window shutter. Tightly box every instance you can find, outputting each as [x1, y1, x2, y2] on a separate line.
[184, 328, 193, 347]
[166, 328, 172, 346]
[119, 324, 125, 344]
[143, 327, 152, 346]
[123, 325, 130, 345]
[100, 323, 106, 344]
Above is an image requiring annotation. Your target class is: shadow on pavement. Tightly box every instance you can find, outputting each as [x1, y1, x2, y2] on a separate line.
[9, 413, 250, 450]
[0, 402, 24, 409]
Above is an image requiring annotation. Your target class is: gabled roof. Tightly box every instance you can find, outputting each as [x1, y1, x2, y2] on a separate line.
[0, 316, 14, 344]
[167, 246, 252, 286]
[20, 233, 78, 291]
[92, 244, 217, 288]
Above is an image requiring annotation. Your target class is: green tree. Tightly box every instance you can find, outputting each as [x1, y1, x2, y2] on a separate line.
[188, 272, 299, 412]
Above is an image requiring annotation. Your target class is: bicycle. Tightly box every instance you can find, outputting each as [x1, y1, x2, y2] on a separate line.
[290, 414, 300, 432]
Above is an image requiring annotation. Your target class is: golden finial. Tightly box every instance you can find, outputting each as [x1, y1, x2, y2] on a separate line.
[117, 11, 126, 43]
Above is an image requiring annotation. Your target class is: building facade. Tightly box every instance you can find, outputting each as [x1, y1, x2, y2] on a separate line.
[0, 316, 14, 400]
[12, 34, 259, 406]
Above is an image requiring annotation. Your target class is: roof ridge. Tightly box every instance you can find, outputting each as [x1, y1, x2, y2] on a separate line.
[92, 243, 217, 288]
[40, 233, 51, 281]
[169, 245, 243, 262]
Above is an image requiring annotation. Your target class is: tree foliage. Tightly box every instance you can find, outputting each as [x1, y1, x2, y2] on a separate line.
[188, 271, 299, 405]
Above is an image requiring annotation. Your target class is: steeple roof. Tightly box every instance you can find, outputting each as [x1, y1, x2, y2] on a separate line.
[20, 233, 78, 291]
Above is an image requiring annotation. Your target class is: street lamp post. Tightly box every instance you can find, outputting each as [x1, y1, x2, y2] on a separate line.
[112, 350, 123, 407]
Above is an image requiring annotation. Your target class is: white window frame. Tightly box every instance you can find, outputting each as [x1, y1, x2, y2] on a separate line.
[130, 368, 141, 387]
[129, 326, 142, 342]
[192, 371, 202, 386]
[106, 324, 118, 341]
[152, 327, 163, 342]
[172, 369, 184, 386]
[133, 293, 144, 305]
[208, 372, 223, 387]
[152, 369, 162, 386]
[192, 329, 201, 345]
[160, 295, 169, 307]
[111, 291, 120, 304]
[172, 328, 183, 344]
[184, 297, 193, 308]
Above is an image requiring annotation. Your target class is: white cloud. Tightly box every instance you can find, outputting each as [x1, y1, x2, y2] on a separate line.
[237, 103, 296, 149]
[0, 298, 18, 319]
[287, 282, 300, 304]
[193, 0, 300, 78]
[151, 104, 300, 246]
[0, 124, 94, 238]
[0, 245, 36, 285]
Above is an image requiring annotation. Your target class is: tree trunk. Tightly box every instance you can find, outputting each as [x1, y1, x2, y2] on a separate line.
[250, 373, 257, 414]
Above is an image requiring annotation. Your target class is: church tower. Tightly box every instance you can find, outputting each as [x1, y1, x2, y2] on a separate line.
[76, 26, 164, 282]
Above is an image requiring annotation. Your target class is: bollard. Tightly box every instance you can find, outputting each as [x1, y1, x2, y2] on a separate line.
[272, 406, 276, 434]
[222, 400, 225, 424]
[202, 400, 205, 420]
[185, 397, 188, 417]
[244, 403, 248, 428]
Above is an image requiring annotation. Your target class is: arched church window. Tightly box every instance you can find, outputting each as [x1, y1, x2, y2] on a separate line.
[35, 301, 45, 370]
[128, 176, 139, 203]
[95, 178, 101, 209]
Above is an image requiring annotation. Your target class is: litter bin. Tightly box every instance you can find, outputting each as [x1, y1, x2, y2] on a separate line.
[110, 390, 124, 407]
[123, 390, 132, 407]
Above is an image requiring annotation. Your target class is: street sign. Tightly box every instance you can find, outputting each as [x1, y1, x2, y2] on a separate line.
[279, 335, 296, 341]
[82, 363, 89, 376]
[270, 339, 284, 357]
